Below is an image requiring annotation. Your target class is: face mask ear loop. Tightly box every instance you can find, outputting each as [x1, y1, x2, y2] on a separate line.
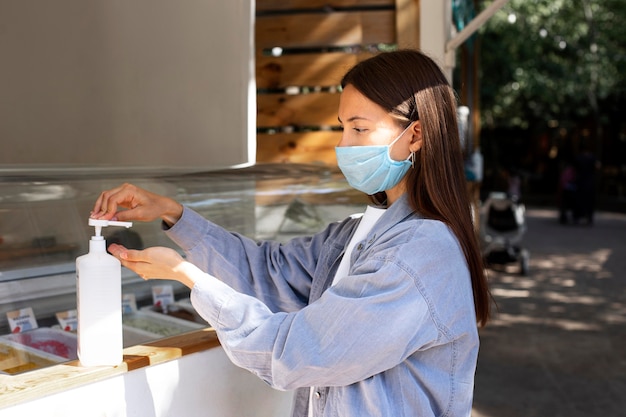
[405, 120, 417, 168]
[388, 122, 414, 160]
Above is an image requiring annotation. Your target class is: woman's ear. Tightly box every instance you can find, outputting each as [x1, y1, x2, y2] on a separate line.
[409, 121, 423, 152]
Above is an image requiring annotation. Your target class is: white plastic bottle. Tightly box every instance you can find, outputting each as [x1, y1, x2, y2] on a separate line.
[76, 218, 132, 367]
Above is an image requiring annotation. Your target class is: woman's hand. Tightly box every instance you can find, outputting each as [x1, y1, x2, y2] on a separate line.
[108, 244, 197, 288]
[91, 183, 183, 226]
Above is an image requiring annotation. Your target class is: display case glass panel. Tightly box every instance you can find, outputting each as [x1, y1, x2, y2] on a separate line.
[0, 164, 368, 373]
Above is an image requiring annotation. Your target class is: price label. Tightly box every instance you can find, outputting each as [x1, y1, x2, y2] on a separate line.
[7, 307, 38, 333]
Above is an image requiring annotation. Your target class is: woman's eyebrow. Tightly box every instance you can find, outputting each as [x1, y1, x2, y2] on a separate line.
[338, 115, 369, 123]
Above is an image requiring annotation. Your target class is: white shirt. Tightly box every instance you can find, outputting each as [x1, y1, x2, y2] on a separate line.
[332, 206, 386, 286]
[309, 205, 385, 416]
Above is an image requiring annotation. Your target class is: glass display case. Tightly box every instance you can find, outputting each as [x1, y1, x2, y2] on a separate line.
[0, 163, 368, 373]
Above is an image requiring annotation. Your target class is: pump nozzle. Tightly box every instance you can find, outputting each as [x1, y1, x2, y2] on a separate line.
[88, 218, 133, 238]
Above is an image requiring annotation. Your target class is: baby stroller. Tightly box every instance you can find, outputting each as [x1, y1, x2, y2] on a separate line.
[479, 192, 530, 275]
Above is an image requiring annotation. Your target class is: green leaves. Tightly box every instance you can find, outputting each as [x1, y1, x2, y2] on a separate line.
[477, 0, 625, 129]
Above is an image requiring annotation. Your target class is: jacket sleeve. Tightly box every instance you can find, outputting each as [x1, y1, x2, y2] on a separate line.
[188, 252, 442, 391]
[165, 206, 346, 313]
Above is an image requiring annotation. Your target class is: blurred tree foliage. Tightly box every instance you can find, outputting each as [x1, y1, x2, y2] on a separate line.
[478, 0, 626, 131]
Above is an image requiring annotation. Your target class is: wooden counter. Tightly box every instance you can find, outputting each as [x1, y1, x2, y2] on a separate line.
[0, 328, 220, 409]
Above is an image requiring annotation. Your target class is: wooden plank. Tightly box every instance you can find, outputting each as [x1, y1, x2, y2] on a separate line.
[257, 52, 373, 89]
[256, 131, 342, 165]
[360, 9, 397, 44]
[256, 0, 394, 12]
[257, 92, 341, 127]
[395, 0, 420, 49]
[256, 11, 395, 48]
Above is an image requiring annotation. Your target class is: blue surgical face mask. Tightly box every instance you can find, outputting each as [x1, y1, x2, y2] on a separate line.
[335, 123, 414, 195]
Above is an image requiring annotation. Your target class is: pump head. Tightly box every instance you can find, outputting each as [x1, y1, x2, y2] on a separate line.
[88, 218, 133, 239]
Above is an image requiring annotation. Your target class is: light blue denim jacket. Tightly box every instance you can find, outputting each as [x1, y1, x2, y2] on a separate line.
[166, 194, 479, 417]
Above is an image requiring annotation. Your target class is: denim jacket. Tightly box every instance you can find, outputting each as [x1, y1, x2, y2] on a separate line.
[166, 194, 479, 417]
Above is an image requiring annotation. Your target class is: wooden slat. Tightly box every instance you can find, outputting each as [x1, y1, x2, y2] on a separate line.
[256, 131, 342, 165]
[257, 52, 373, 89]
[256, 0, 394, 12]
[256, 11, 395, 48]
[257, 92, 341, 127]
[360, 10, 397, 44]
[395, 0, 420, 49]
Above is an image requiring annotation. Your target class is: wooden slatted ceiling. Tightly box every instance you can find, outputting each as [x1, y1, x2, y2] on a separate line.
[256, 0, 394, 11]
[256, 52, 364, 90]
[255, 0, 397, 166]
[256, 131, 341, 164]
[255, 11, 395, 48]
[257, 92, 341, 127]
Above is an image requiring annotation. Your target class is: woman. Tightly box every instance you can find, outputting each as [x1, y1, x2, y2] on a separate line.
[92, 49, 490, 417]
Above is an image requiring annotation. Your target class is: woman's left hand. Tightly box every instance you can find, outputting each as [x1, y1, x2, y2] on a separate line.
[108, 244, 195, 288]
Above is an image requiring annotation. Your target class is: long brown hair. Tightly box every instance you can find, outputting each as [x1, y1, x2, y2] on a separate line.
[341, 49, 491, 326]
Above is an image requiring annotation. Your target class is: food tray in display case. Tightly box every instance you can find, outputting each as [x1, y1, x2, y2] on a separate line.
[122, 325, 161, 347]
[122, 310, 205, 342]
[0, 337, 67, 375]
[1, 327, 77, 361]
[2, 325, 175, 354]
[140, 300, 209, 326]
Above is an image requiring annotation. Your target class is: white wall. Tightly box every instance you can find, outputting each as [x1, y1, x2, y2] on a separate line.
[0, 0, 255, 173]
[420, 0, 454, 81]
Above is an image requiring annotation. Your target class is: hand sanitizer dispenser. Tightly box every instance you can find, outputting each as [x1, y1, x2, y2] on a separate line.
[76, 218, 132, 367]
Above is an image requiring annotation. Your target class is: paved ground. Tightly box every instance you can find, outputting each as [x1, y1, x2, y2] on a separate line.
[472, 207, 626, 417]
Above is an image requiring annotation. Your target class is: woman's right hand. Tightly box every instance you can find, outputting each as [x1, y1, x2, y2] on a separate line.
[90, 183, 183, 226]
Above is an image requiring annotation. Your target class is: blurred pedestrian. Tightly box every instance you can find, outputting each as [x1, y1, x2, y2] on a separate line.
[573, 145, 597, 225]
[558, 161, 577, 224]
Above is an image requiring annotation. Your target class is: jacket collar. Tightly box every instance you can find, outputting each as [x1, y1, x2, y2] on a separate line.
[368, 193, 420, 238]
